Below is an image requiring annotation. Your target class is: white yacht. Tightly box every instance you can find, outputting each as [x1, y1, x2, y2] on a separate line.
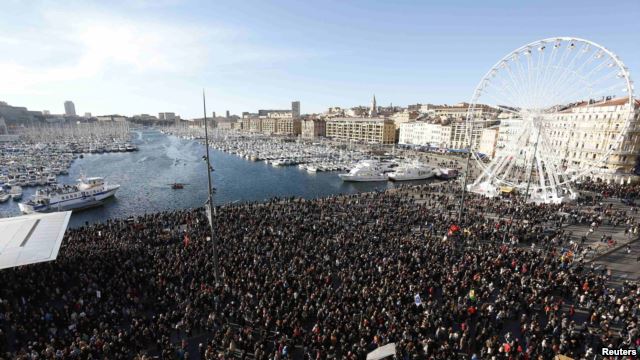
[9, 185, 22, 201]
[388, 162, 436, 181]
[271, 158, 295, 166]
[338, 162, 388, 182]
[18, 176, 120, 214]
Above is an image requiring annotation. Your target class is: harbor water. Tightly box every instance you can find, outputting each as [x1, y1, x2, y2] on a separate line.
[0, 129, 432, 227]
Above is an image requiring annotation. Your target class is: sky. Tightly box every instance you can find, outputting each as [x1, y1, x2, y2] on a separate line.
[0, 0, 638, 118]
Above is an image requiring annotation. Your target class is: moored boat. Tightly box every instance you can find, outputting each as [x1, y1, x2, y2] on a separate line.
[388, 162, 436, 181]
[338, 162, 388, 182]
[9, 185, 23, 200]
[18, 176, 120, 214]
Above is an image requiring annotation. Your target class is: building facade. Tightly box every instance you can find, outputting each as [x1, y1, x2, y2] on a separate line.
[398, 119, 493, 150]
[398, 122, 444, 147]
[545, 98, 640, 183]
[249, 118, 263, 133]
[266, 111, 293, 119]
[301, 119, 326, 139]
[275, 118, 301, 135]
[64, 101, 76, 116]
[241, 117, 251, 131]
[326, 118, 396, 144]
[159, 112, 176, 121]
[261, 118, 278, 134]
[421, 102, 497, 119]
[391, 110, 418, 129]
[216, 120, 239, 130]
[292, 101, 300, 118]
[478, 127, 499, 158]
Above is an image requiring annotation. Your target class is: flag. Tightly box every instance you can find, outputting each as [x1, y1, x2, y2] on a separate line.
[183, 233, 191, 247]
[449, 224, 460, 233]
[468, 289, 476, 302]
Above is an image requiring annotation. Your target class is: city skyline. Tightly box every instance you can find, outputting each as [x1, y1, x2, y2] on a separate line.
[0, 0, 638, 118]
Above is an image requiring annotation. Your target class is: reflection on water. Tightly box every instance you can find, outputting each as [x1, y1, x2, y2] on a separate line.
[0, 130, 432, 227]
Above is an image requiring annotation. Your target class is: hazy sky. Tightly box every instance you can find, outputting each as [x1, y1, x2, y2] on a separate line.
[0, 0, 638, 118]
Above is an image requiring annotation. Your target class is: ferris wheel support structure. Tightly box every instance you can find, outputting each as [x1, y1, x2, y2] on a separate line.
[461, 37, 634, 205]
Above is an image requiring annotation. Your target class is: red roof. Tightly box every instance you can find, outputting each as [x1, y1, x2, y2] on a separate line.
[559, 97, 638, 112]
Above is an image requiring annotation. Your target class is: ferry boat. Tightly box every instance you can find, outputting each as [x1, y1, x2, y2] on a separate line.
[18, 176, 120, 214]
[388, 162, 436, 181]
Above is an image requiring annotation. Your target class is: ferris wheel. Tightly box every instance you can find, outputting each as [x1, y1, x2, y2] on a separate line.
[466, 37, 635, 203]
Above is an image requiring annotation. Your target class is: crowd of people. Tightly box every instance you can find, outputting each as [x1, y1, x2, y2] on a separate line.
[575, 180, 640, 200]
[1, 181, 639, 359]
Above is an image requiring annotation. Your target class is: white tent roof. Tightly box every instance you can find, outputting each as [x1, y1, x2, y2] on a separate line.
[0, 211, 71, 270]
[366, 343, 396, 360]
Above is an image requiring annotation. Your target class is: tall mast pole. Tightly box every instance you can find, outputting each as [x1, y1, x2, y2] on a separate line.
[458, 115, 475, 224]
[203, 90, 221, 283]
[458, 148, 472, 223]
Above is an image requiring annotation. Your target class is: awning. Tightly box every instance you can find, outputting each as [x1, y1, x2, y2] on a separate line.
[367, 343, 396, 360]
[0, 211, 71, 270]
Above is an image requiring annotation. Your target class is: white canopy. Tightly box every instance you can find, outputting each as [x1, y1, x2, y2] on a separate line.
[366, 343, 396, 360]
[0, 211, 71, 270]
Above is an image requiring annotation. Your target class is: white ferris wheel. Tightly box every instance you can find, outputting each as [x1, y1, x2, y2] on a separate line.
[466, 37, 635, 204]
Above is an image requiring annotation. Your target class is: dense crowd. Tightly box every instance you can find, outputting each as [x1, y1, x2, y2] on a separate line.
[575, 180, 640, 200]
[1, 182, 639, 359]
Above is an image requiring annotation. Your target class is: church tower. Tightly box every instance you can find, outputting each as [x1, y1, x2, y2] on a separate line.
[370, 94, 377, 118]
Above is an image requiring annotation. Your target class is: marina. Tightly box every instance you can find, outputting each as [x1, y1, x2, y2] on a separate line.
[165, 126, 457, 179]
[0, 123, 137, 193]
[165, 127, 374, 173]
[0, 129, 440, 227]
